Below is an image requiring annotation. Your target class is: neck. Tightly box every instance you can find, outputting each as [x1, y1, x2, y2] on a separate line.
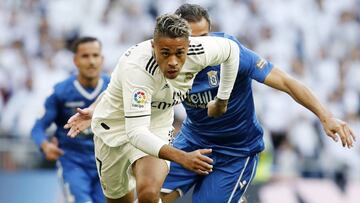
[77, 75, 99, 88]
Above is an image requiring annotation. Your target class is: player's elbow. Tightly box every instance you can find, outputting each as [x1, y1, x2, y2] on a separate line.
[126, 126, 145, 144]
[125, 126, 166, 157]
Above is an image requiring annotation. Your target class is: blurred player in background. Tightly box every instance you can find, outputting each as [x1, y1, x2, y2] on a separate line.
[64, 14, 240, 203]
[160, 4, 356, 203]
[31, 37, 109, 203]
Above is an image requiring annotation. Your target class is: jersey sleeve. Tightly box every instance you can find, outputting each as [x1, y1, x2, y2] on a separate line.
[190, 36, 240, 100]
[121, 62, 167, 157]
[31, 89, 59, 148]
[239, 46, 274, 83]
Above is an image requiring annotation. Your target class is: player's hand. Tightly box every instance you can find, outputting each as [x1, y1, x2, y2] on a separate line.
[41, 139, 64, 161]
[207, 97, 228, 118]
[321, 117, 356, 148]
[182, 149, 213, 175]
[64, 107, 93, 138]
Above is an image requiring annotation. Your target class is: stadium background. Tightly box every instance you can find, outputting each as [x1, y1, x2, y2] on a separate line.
[0, 0, 359, 202]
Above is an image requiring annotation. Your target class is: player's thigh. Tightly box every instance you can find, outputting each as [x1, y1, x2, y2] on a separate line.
[161, 160, 199, 198]
[161, 133, 200, 197]
[192, 154, 259, 203]
[94, 136, 144, 200]
[133, 155, 169, 190]
[57, 161, 92, 203]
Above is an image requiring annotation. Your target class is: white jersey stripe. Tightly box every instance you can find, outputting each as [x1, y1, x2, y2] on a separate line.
[73, 78, 104, 100]
[239, 155, 258, 202]
[227, 156, 250, 203]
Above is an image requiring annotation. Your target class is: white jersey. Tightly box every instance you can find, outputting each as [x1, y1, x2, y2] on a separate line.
[92, 36, 239, 156]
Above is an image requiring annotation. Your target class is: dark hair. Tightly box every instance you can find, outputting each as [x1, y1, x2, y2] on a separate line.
[154, 14, 191, 40]
[71, 36, 101, 53]
[175, 3, 211, 28]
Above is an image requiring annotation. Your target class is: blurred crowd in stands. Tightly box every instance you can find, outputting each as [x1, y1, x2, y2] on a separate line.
[0, 0, 359, 188]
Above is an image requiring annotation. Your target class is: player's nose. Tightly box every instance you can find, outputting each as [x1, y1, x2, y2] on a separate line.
[167, 55, 178, 67]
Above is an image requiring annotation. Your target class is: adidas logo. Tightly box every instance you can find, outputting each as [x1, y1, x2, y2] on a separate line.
[162, 84, 169, 90]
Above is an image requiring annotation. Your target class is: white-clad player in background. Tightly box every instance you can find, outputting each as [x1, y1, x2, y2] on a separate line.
[65, 14, 239, 203]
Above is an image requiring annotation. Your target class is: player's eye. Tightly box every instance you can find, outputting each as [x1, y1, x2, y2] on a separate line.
[176, 52, 184, 57]
[161, 52, 169, 57]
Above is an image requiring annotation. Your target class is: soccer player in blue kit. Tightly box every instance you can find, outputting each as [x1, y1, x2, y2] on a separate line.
[160, 4, 356, 203]
[31, 37, 109, 203]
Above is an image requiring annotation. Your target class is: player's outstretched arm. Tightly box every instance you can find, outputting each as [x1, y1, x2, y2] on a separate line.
[159, 145, 213, 175]
[64, 107, 93, 137]
[200, 37, 240, 118]
[264, 67, 356, 148]
[64, 92, 104, 137]
[126, 123, 214, 175]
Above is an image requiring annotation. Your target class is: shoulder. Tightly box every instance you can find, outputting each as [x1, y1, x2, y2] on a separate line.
[189, 35, 241, 51]
[101, 74, 111, 84]
[210, 32, 243, 47]
[121, 41, 159, 78]
[122, 40, 152, 63]
[188, 40, 205, 56]
[53, 75, 76, 95]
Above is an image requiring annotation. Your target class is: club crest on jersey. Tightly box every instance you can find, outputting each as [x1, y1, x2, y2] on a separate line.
[132, 89, 148, 108]
[256, 58, 267, 69]
[207, 70, 219, 87]
[185, 72, 194, 82]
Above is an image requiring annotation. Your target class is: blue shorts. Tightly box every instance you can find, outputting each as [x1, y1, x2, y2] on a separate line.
[57, 158, 105, 203]
[162, 134, 258, 203]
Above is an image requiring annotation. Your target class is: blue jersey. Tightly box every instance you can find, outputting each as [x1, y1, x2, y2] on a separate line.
[180, 32, 273, 157]
[32, 74, 110, 164]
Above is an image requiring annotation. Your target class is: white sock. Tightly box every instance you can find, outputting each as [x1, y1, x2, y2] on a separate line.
[133, 198, 161, 203]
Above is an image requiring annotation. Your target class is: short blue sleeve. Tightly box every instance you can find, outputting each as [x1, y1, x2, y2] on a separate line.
[210, 32, 273, 83]
[239, 46, 274, 83]
[31, 90, 59, 148]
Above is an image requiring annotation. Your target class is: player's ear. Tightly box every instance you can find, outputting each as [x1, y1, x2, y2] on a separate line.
[151, 40, 154, 48]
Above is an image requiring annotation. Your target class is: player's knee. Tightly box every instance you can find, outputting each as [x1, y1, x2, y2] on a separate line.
[137, 187, 160, 203]
[160, 191, 179, 203]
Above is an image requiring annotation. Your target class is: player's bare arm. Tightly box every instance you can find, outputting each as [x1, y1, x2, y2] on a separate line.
[264, 67, 356, 148]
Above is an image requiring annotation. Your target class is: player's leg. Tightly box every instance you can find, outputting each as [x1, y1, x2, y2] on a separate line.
[192, 153, 259, 203]
[94, 136, 136, 203]
[90, 166, 106, 203]
[160, 161, 199, 203]
[132, 155, 168, 203]
[160, 190, 180, 203]
[160, 133, 201, 203]
[57, 160, 92, 203]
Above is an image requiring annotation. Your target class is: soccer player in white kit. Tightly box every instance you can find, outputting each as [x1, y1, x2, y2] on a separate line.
[66, 14, 239, 203]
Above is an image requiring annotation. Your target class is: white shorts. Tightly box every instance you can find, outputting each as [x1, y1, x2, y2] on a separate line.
[94, 136, 147, 199]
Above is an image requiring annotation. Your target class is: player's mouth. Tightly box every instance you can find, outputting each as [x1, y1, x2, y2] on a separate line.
[167, 69, 178, 78]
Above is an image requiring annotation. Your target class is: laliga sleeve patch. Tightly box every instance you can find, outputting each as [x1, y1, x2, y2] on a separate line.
[256, 58, 267, 69]
[131, 89, 149, 109]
